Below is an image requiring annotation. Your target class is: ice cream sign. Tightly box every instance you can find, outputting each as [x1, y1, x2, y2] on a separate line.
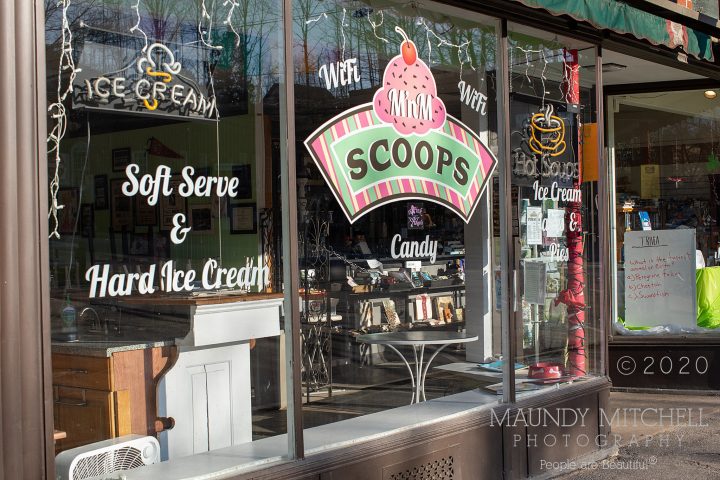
[304, 27, 497, 223]
[73, 41, 217, 120]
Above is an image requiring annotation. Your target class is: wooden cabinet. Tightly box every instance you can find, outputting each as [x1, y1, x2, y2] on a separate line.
[53, 386, 125, 449]
[52, 347, 175, 453]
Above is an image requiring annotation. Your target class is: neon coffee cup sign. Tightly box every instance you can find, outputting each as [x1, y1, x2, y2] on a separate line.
[304, 27, 497, 223]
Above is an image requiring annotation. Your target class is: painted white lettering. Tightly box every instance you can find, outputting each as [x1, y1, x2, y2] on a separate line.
[388, 89, 433, 121]
[390, 233, 438, 264]
[161, 260, 195, 292]
[201, 257, 270, 291]
[122, 164, 172, 206]
[458, 80, 488, 115]
[318, 58, 361, 90]
[549, 243, 569, 261]
[85, 264, 156, 298]
[178, 166, 239, 198]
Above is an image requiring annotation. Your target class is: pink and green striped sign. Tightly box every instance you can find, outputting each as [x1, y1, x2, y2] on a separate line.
[304, 103, 497, 223]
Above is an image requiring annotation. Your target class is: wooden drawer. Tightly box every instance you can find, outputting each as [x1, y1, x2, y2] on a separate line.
[52, 354, 112, 390]
[53, 386, 130, 452]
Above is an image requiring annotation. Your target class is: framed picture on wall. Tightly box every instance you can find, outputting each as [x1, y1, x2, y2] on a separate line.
[110, 178, 133, 231]
[230, 203, 256, 234]
[80, 203, 94, 238]
[159, 175, 187, 230]
[112, 148, 132, 172]
[189, 204, 213, 233]
[94, 175, 108, 210]
[57, 188, 79, 234]
[231, 164, 252, 199]
[134, 196, 157, 227]
[153, 232, 171, 259]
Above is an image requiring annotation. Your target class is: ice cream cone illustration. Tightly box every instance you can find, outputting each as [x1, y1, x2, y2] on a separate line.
[373, 26, 446, 135]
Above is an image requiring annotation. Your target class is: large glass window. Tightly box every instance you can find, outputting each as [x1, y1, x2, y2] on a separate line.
[611, 88, 720, 334]
[292, 0, 504, 440]
[46, 0, 290, 468]
[45, 0, 611, 474]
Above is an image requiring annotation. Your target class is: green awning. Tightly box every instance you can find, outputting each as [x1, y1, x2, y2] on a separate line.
[512, 0, 714, 61]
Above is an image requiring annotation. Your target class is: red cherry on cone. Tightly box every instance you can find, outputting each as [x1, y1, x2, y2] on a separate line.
[395, 26, 417, 65]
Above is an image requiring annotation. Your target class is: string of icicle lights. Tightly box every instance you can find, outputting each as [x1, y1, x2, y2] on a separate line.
[305, 7, 479, 88]
[48, 0, 81, 240]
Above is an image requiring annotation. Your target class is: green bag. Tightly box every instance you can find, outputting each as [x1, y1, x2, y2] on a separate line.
[696, 267, 720, 329]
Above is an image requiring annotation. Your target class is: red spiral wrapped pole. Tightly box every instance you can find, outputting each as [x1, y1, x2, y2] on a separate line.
[556, 49, 586, 377]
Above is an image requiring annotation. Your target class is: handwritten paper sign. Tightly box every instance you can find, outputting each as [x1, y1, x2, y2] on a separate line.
[624, 229, 696, 329]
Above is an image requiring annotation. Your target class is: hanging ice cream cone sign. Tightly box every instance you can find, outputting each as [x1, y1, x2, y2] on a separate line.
[305, 27, 497, 224]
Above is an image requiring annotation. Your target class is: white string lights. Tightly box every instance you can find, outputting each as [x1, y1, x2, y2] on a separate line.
[222, 0, 241, 47]
[130, 0, 148, 53]
[367, 10, 389, 44]
[199, 0, 223, 50]
[340, 8, 347, 61]
[305, 12, 328, 25]
[510, 44, 556, 107]
[48, 0, 81, 240]
[416, 17, 475, 79]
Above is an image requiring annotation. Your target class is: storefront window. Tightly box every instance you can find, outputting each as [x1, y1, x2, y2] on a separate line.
[293, 0, 503, 437]
[46, 0, 289, 467]
[507, 24, 603, 379]
[611, 88, 720, 335]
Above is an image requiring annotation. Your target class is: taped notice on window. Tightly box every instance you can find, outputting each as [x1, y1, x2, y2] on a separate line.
[546, 209, 565, 237]
[524, 260, 547, 305]
[526, 207, 543, 245]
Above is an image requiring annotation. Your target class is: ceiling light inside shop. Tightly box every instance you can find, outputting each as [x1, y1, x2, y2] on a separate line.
[582, 62, 627, 73]
[704, 90, 717, 99]
[601, 62, 627, 72]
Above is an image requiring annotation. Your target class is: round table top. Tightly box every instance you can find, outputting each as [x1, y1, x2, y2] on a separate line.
[357, 331, 479, 346]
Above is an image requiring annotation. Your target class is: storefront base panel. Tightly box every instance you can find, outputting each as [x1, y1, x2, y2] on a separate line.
[609, 338, 720, 390]
[228, 379, 610, 480]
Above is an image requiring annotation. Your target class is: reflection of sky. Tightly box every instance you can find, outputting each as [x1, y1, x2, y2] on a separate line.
[45, 0, 284, 99]
[293, 2, 496, 92]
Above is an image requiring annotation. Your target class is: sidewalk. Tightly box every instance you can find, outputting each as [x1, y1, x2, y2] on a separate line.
[557, 391, 720, 479]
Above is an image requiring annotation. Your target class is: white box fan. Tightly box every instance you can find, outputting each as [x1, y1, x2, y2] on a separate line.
[56, 434, 160, 480]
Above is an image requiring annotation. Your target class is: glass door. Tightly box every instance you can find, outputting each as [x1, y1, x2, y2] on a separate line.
[504, 24, 603, 393]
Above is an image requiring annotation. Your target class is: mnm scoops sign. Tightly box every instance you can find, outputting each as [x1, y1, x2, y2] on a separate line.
[304, 28, 497, 223]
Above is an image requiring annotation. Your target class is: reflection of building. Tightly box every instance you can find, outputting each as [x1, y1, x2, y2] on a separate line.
[4, 0, 720, 478]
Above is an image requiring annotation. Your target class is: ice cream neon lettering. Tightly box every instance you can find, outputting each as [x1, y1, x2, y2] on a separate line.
[74, 43, 217, 120]
[305, 27, 496, 223]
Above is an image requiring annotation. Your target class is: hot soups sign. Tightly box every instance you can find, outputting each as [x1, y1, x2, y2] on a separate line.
[304, 27, 497, 223]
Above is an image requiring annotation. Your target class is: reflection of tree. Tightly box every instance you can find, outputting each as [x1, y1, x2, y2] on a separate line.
[291, 1, 496, 91]
[145, 0, 183, 40]
[294, 0, 326, 85]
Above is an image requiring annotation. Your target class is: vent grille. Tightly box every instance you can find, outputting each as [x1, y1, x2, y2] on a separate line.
[72, 446, 146, 480]
[387, 455, 455, 480]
